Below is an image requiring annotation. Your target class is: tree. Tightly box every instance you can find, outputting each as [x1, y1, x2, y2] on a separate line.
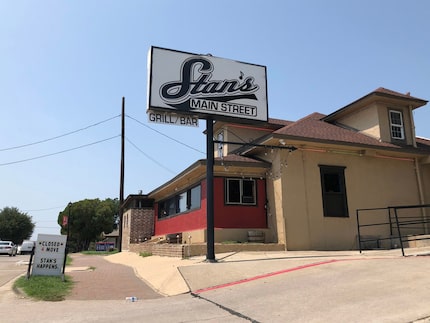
[0, 207, 35, 244]
[58, 198, 119, 252]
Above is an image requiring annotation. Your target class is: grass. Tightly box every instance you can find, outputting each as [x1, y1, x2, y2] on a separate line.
[13, 251, 111, 301]
[139, 251, 152, 257]
[14, 275, 74, 301]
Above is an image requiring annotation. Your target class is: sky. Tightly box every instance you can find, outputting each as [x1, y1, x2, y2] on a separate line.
[1, 1, 429, 241]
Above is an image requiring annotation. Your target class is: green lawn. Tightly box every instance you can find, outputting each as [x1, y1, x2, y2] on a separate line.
[14, 275, 74, 301]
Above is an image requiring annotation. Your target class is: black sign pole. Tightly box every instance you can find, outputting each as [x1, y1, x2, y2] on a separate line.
[206, 117, 216, 262]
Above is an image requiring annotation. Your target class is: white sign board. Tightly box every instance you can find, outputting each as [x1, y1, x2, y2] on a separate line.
[147, 46, 268, 123]
[32, 234, 67, 276]
[147, 110, 199, 127]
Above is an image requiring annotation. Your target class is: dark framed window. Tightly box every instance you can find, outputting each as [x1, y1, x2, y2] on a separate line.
[319, 165, 348, 217]
[389, 110, 405, 140]
[158, 184, 201, 218]
[225, 178, 256, 205]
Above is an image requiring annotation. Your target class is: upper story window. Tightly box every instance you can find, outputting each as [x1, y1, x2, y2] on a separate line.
[225, 178, 256, 205]
[389, 110, 405, 140]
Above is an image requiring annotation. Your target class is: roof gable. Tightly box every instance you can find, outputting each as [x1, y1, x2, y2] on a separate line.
[323, 87, 427, 122]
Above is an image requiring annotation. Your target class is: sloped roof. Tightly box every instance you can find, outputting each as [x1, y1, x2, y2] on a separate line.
[373, 87, 425, 101]
[323, 87, 427, 122]
[273, 112, 399, 148]
[267, 117, 294, 127]
[416, 137, 430, 152]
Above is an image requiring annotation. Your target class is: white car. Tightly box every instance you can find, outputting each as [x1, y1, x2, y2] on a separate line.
[0, 241, 18, 256]
[18, 240, 35, 255]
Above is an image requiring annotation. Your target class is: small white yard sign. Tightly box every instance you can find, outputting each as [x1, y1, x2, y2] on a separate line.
[31, 234, 67, 276]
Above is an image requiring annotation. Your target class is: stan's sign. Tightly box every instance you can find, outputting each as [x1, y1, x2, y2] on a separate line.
[147, 46, 268, 122]
[32, 234, 67, 277]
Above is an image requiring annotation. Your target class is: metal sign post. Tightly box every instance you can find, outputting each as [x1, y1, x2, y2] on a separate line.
[146, 46, 269, 263]
[206, 117, 215, 262]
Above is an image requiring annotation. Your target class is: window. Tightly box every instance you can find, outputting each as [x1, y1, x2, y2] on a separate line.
[389, 110, 405, 140]
[158, 184, 201, 218]
[189, 185, 201, 210]
[225, 178, 256, 205]
[319, 165, 348, 217]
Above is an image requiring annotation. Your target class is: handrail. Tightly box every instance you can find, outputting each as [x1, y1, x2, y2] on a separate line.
[357, 204, 430, 256]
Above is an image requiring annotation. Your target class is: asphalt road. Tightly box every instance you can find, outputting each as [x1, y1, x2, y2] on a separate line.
[0, 254, 28, 287]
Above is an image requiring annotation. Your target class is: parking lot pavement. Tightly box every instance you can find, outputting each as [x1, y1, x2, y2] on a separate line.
[2, 248, 430, 322]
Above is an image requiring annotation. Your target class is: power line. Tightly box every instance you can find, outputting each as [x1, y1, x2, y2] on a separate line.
[34, 220, 60, 223]
[0, 114, 120, 152]
[0, 135, 120, 166]
[126, 137, 176, 175]
[126, 114, 205, 155]
[22, 205, 66, 212]
[225, 128, 248, 143]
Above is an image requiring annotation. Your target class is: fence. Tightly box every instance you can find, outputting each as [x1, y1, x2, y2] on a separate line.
[356, 204, 430, 256]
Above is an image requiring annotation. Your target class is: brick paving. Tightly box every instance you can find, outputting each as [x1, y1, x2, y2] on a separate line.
[66, 254, 162, 300]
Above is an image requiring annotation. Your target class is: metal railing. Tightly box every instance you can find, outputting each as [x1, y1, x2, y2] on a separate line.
[356, 204, 430, 256]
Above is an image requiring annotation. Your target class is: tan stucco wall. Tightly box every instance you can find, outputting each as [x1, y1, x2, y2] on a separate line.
[222, 125, 271, 156]
[420, 163, 430, 204]
[337, 104, 381, 139]
[265, 176, 284, 245]
[337, 103, 416, 146]
[271, 147, 422, 251]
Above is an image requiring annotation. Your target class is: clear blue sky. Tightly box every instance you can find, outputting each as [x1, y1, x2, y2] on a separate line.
[1, 1, 429, 240]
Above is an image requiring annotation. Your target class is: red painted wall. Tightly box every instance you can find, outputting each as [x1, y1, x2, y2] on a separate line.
[154, 177, 267, 235]
[214, 177, 267, 228]
[154, 181, 207, 235]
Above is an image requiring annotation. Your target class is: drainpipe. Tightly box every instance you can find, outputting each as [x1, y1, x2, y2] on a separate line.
[409, 105, 417, 148]
[414, 157, 428, 233]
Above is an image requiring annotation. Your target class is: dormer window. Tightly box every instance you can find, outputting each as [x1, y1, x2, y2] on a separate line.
[389, 110, 405, 140]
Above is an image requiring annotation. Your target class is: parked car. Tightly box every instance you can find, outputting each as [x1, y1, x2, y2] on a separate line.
[0, 241, 18, 256]
[17, 240, 35, 255]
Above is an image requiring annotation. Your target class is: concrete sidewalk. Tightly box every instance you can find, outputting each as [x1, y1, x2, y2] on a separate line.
[104, 247, 430, 297]
[3, 247, 430, 323]
[104, 251, 202, 296]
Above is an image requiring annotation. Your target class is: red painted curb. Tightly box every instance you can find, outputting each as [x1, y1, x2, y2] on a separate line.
[193, 259, 339, 294]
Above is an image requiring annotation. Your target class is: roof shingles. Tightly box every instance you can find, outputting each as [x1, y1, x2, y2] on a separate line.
[274, 112, 400, 149]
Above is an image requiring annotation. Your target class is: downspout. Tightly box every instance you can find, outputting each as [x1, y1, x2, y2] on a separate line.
[411, 105, 427, 232]
[414, 157, 428, 233]
[409, 105, 417, 148]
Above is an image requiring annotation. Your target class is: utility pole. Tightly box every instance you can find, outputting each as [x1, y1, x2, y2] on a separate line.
[118, 97, 125, 252]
